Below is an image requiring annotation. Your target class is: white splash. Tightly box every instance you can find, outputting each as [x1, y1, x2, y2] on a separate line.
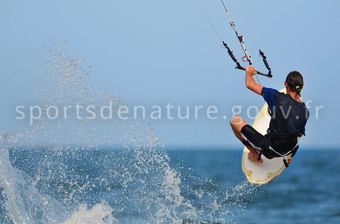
[63, 203, 116, 224]
[0, 146, 68, 224]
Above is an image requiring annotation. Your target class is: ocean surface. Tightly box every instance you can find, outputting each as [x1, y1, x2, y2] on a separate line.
[1, 147, 339, 224]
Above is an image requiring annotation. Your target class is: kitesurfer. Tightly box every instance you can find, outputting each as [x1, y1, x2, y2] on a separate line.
[230, 66, 309, 164]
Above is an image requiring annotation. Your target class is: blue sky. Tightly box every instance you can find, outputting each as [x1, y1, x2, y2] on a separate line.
[0, 0, 339, 148]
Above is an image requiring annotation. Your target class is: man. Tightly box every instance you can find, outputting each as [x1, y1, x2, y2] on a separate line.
[230, 66, 309, 165]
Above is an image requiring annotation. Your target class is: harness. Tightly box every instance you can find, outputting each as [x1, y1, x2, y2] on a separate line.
[258, 132, 301, 168]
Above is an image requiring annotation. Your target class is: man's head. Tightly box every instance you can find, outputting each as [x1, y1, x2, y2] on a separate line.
[285, 71, 304, 95]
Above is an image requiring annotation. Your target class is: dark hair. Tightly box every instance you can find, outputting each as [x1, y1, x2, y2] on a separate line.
[286, 71, 304, 95]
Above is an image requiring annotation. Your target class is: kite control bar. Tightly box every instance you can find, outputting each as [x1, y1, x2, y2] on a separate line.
[223, 42, 273, 78]
[196, 0, 273, 78]
[219, 0, 273, 78]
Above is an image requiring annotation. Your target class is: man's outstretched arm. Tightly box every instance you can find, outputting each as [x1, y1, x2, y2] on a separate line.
[245, 66, 263, 95]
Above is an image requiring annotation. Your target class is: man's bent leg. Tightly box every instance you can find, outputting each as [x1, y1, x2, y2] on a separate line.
[230, 116, 263, 164]
[230, 116, 247, 142]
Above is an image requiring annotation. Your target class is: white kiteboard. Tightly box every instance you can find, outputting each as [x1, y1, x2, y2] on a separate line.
[242, 89, 294, 185]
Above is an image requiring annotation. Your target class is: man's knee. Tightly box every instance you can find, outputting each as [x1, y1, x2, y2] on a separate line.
[230, 116, 248, 133]
[230, 116, 244, 127]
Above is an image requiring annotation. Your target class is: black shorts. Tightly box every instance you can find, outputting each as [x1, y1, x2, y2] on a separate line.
[240, 125, 274, 159]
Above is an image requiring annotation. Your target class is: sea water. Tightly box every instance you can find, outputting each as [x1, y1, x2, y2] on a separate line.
[0, 45, 339, 224]
[1, 147, 339, 224]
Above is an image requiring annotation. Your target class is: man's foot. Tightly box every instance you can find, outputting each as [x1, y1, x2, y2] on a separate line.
[248, 152, 263, 164]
